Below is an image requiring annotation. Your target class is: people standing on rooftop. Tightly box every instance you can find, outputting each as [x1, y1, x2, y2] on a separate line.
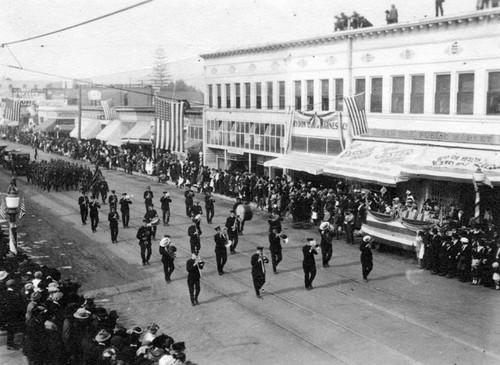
[436, 0, 445, 16]
[386, 4, 398, 24]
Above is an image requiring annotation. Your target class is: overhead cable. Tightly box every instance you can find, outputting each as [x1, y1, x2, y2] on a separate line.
[1, 0, 154, 47]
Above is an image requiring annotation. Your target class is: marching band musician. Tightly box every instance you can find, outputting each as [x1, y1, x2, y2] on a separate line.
[159, 235, 176, 283]
[302, 238, 318, 290]
[184, 184, 195, 218]
[225, 210, 239, 254]
[119, 193, 132, 228]
[251, 246, 269, 299]
[143, 186, 154, 213]
[360, 235, 374, 282]
[319, 222, 335, 268]
[204, 189, 215, 224]
[137, 219, 153, 266]
[214, 226, 229, 275]
[89, 196, 101, 233]
[144, 204, 159, 240]
[108, 189, 118, 212]
[108, 206, 120, 243]
[188, 222, 201, 255]
[160, 191, 172, 226]
[78, 191, 89, 225]
[190, 201, 203, 235]
[186, 253, 204, 306]
[268, 227, 283, 274]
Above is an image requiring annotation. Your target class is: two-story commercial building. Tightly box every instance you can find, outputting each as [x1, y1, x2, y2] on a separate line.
[201, 8, 500, 246]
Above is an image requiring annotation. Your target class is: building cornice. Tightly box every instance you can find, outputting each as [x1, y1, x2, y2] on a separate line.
[200, 9, 500, 60]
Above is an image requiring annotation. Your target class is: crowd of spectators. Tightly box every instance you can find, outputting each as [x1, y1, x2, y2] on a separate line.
[0, 253, 196, 364]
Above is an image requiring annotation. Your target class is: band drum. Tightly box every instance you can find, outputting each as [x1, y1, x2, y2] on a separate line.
[150, 217, 160, 227]
[235, 204, 253, 221]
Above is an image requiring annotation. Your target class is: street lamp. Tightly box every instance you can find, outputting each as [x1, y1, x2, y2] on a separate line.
[55, 124, 61, 140]
[5, 189, 20, 255]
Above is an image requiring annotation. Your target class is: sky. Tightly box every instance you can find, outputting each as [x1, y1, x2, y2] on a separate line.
[0, 0, 476, 87]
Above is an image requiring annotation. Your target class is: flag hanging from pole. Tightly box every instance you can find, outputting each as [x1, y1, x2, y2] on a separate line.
[0, 200, 6, 220]
[100, 99, 118, 120]
[344, 93, 368, 136]
[18, 197, 26, 220]
[4, 99, 22, 122]
[154, 97, 184, 153]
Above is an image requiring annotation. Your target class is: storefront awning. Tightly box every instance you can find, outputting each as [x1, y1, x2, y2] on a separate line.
[70, 118, 103, 140]
[323, 140, 500, 186]
[36, 118, 75, 133]
[401, 146, 500, 185]
[185, 139, 203, 155]
[264, 153, 332, 175]
[323, 141, 418, 186]
[96, 119, 135, 146]
[121, 121, 152, 145]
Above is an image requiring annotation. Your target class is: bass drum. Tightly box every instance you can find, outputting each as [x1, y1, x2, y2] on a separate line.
[235, 204, 253, 221]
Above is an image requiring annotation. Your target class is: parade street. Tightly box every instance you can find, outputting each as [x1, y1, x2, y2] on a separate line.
[1, 141, 500, 365]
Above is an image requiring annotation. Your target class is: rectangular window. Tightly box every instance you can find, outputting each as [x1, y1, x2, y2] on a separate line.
[370, 77, 383, 113]
[235, 83, 241, 109]
[321, 79, 329, 111]
[256, 82, 262, 109]
[391, 76, 404, 113]
[410, 75, 424, 114]
[306, 80, 314, 111]
[335, 78, 344, 111]
[308, 138, 327, 155]
[279, 81, 285, 110]
[457, 73, 474, 115]
[488, 72, 500, 115]
[355, 78, 366, 95]
[294, 81, 301, 110]
[225, 84, 231, 108]
[267, 82, 273, 110]
[291, 136, 307, 152]
[208, 85, 213, 108]
[435, 74, 451, 114]
[216, 84, 221, 109]
[245, 83, 251, 109]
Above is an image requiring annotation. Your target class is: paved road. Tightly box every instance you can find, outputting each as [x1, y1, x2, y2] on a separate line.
[1, 141, 500, 365]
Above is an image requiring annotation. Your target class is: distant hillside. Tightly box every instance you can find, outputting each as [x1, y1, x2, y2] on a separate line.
[88, 56, 204, 92]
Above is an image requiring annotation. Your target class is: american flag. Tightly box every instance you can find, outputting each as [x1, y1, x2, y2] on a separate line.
[4, 99, 22, 122]
[0, 200, 6, 220]
[154, 97, 184, 153]
[100, 99, 118, 120]
[344, 93, 368, 136]
[17, 197, 26, 220]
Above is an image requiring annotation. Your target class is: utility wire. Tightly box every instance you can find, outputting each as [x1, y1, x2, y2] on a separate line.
[4, 64, 204, 105]
[4, 64, 351, 109]
[1, 0, 154, 47]
[5, 45, 23, 69]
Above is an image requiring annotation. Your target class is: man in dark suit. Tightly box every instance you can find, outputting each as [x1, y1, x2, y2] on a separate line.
[190, 201, 203, 235]
[204, 190, 215, 224]
[143, 186, 154, 213]
[108, 207, 120, 243]
[160, 191, 172, 226]
[225, 210, 239, 254]
[108, 190, 118, 212]
[137, 220, 152, 266]
[251, 246, 269, 298]
[186, 254, 204, 305]
[188, 222, 201, 254]
[89, 197, 101, 233]
[78, 191, 89, 225]
[214, 226, 228, 275]
[2, 279, 24, 350]
[144, 204, 159, 240]
[302, 238, 318, 290]
[184, 184, 195, 217]
[268, 227, 283, 274]
[119, 193, 132, 228]
[360, 235, 373, 282]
